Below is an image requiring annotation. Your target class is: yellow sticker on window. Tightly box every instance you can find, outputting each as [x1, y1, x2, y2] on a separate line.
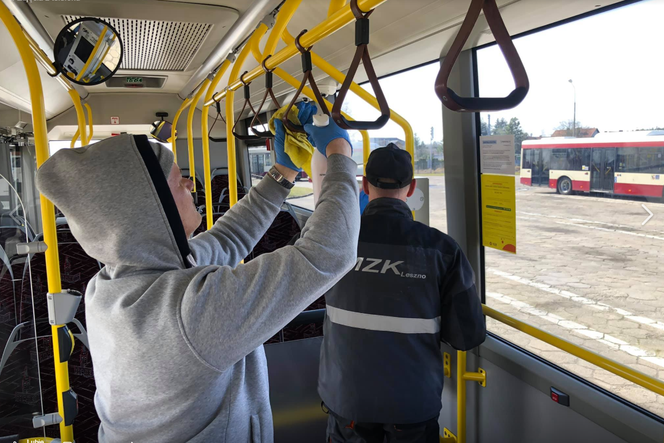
[481, 174, 516, 254]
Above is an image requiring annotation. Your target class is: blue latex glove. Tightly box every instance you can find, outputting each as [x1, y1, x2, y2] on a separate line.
[273, 118, 300, 172]
[304, 118, 352, 157]
[296, 101, 316, 126]
[272, 101, 318, 171]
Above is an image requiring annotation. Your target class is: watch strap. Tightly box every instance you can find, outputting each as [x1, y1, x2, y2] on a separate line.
[268, 166, 295, 189]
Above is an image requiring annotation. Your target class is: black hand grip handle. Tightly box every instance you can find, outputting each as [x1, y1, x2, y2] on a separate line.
[233, 71, 268, 142]
[281, 30, 331, 135]
[331, 0, 390, 131]
[435, 0, 529, 112]
[251, 59, 281, 138]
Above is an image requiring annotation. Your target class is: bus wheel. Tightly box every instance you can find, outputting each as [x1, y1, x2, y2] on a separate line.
[557, 177, 573, 195]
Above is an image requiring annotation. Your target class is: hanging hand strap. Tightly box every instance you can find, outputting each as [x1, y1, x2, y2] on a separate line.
[281, 30, 331, 134]
[232, 72, 268, 141]
[435, 0, 529, 112]
[251, 56, 282, 138]
[330, 0, 390, 130]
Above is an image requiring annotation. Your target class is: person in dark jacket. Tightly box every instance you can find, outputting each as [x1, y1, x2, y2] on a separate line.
[318, 143, 486, 443]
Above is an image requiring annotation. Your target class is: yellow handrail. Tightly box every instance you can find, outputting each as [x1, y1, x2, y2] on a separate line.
[225, 25, 270, 207]
[327, 0, 347, 17]
[483, 304, 664, 396]
[22, 27, 76, 93]
[206, 0, 388, 106]
[68, 89, 87, 148]
[70, 128, 80, 149]
[187, 79, 212, 191]
[84, 103, 94, 145]
[0, 3, 73, 441]
[248, 18, 372, 175]
[172, 97, 193, 163]
[263, 0, 303, 58]
[282, 28, 415, 169]
[200, 59, 232, 229]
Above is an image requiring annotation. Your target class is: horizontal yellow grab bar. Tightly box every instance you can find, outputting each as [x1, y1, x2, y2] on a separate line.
[206, 0, 388, 106]
[483, 304, 664, 397]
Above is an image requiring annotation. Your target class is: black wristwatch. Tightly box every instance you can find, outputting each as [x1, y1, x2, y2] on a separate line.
[267, 166, 295, 189]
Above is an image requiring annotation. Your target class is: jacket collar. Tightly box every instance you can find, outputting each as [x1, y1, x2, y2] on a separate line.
[363, 197, 412, 219]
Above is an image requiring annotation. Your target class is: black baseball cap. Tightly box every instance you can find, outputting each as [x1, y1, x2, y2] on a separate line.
[365, 143, 413, 189]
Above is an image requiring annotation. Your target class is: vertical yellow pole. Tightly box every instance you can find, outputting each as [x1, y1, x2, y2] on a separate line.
[172, 97, 192, 163]
[201, 59, 231, 229]
[0, 3, 72, 441]
[457, 350, 466, 443]
[68, 89, 87, 148]
[225, 92, 238, 207]
[226, 25, 269, 207]
[362, 132, 370, 174]
[83, 103, 93, 145]
[70, 128, 80, 149]
[187, 80, 212, 191]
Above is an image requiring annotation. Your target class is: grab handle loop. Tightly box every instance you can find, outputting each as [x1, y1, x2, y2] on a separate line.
[331, 0, 390, 131]
[250, 55, 281, 138]
[232, 71, 268, 141]
[281, 30, 331, 134]
[435, 0, 529, 112]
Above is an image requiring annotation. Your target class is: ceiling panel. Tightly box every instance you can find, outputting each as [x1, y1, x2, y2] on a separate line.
[63, 15, 213, 71]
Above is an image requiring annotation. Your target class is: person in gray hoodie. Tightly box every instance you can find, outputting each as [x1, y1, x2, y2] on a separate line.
[35, 103, 359, 443]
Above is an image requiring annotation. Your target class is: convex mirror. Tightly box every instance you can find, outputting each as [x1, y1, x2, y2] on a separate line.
[54, 17, 123, 86]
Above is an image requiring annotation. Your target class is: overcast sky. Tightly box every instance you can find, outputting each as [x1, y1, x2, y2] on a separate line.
[344, 0, 664, 143]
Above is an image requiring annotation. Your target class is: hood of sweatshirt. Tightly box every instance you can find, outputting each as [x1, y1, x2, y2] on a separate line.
[36, 134, 192, 269]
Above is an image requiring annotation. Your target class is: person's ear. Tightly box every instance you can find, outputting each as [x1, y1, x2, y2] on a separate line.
[406, 179, 417, 197]
[362, 177, 370, 196]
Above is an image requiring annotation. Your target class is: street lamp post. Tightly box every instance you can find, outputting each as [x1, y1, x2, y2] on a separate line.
[568, 79, 576, 137]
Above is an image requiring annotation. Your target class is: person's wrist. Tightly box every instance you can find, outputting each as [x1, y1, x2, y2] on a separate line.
[273, 163, 299, 182]
[325, 138, 352, 158]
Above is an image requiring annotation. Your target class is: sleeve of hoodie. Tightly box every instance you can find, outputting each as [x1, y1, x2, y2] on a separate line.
[188, 175, 290, 267]
[179, 155, 360, 371]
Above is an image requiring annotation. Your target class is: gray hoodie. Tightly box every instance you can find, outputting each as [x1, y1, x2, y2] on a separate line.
[36, 134, 360, 443]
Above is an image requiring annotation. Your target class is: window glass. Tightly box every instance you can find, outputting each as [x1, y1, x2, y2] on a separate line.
[247, 144, 314, 207]
[567, 149, 584, 171]
[551, 149, 569, 170]
[617, 147, 639, 172]
[478, 0, 664, 416]
[290, 63, 446, 231]
[522, 149, 532, 169]
[638, 147, 664, 173]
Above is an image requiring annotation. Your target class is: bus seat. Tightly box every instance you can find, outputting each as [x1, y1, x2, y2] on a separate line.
[0, 228, 101, 440]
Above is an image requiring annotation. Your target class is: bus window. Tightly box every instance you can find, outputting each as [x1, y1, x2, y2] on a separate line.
[522, 149, 533, 169]
[638, 147, 664, 173]
[551, 149, 569, 170]
[617, 147, 639, 172]
[478, 0, 664, 417]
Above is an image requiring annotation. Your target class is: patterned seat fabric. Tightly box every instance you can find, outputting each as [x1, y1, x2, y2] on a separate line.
[0, 228, 101, 441]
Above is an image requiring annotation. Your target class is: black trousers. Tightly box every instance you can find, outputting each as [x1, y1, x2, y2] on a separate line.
[326, 411, 440, 443]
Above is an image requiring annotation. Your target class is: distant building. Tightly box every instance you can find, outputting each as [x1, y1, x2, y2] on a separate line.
[551, 128, 599, 138]
[370, 137, 405, 149]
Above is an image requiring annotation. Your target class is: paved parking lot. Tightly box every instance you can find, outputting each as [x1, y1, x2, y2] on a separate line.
[292, 175, 664, 415]
[428, 176, 664, 416]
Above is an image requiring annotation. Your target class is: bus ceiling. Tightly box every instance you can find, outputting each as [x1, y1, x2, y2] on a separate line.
[0, 0, 629, 120]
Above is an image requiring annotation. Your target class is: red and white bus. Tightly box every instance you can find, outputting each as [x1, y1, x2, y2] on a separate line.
[520, 132, 664, 197]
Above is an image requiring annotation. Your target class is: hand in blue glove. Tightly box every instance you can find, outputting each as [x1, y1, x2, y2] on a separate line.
[273, 118, 300, 171]
[304, 117, 352, 157]
[295, 101, 316, 126]
[272, 101, 318, 171]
